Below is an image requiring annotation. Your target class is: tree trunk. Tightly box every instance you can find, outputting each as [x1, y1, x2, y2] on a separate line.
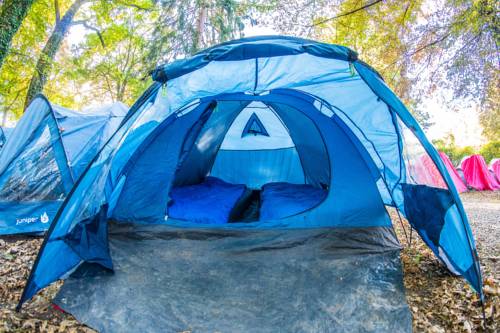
[0, 0, 35, 70]
[193, 2, 207, 53]
[24, 0, 86, 109]
[1, 110, 8, 127]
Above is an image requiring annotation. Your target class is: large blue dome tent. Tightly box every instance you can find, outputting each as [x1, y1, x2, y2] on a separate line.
[18, 36, 482, 332]
[0, 95, 128, 235]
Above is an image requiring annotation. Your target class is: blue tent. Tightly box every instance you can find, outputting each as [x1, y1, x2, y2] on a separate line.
[0, 95, 127, 235]
[18, 37, 482, 330]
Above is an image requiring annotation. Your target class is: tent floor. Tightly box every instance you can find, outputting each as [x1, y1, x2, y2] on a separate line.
[55, 223, 412, 333]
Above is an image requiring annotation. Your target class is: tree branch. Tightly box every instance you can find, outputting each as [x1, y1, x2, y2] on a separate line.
[310, 0, 383, 27]
[54, 0, 61, 23]
[72, 20, 105, 47]
[115, 0, 153, 11]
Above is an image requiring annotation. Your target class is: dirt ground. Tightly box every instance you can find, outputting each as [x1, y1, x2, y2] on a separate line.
[0, 192, 498, 332]
[395, 191, 499, 333]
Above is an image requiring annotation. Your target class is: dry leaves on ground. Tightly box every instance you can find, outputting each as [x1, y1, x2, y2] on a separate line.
[0, 192, 498, 332]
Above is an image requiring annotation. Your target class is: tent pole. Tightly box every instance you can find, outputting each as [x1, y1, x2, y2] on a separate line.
[395, 208, 410, 245]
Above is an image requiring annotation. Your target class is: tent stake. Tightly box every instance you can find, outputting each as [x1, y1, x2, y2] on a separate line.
[481, 298, 487, 329]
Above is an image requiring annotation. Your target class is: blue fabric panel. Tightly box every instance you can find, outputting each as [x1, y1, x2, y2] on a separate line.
[19, 239, 82, 306]
[242, 112, 269, 137]
[441, 205, 475, 272]
[211, 148, 305, 189]
[46, 113, 74, 193]
[113, 102, 213, 222]
[152, 36, 356, 82]
[209, 91, 390, 228]
[296, 78, 400, 195]
[173, 101, 249, 187]
[168, 177, 246, 224]
[0, 201, 62, 235]
[440, 205, 475, 276]
[355, 62, 482, 295]
[0, 119, 67, 202]
[401, 183, 479, 291]
[57, 111, 124, 181]
[402, 184, 454, 252]
[260, 183, 327, 220]
[109, 121, 159, 186]
[0, 127, 6, 149]
[0, 96, 51, 174]
[2, 127, 12, 138]
[267, 103, 330, 187]
[107, 176, 126, 218]
[64, 205, 113, 270]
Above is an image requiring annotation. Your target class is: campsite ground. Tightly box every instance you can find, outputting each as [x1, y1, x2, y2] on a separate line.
[0, 192, 498, 332]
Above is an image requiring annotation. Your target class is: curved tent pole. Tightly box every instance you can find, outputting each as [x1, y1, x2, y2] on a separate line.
[36, 94, 76, 191]
[0, 96, 53, 175]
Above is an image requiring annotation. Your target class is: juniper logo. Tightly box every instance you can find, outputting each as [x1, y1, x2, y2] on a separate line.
[16, 216, 38, 225]
[40, 212, 49, 224]
[15, 212, 50, 225]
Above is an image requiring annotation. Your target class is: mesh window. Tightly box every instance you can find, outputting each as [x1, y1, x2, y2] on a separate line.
[0, 125, 66, 201]
[399, 120, 447, 189]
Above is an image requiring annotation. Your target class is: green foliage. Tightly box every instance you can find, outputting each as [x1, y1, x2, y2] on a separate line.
[479, 141, 500, 164]
[432, 134, 476, 165]
[433, 133, 499, 166]
[0, 0, 36, 69]
[0, 0, 496, 140]
[63, 2, 155, 106]
[0, 0, 57, 122]
[312, 0, 435, 129]
[0, 0, 259, 119]
[148, 0, 255, 63]
[478, 83, 499, 141]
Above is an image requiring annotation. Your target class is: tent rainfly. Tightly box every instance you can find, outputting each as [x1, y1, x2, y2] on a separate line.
[461, 154, 500, 191]
[0, 95, 127, 235]
[439, 152, 468, 193]
[489, 158, 500, 183]
[17, 36, 484, 332]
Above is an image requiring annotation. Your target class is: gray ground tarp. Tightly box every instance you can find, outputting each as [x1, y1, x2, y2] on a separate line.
[55, 224, 412, 333]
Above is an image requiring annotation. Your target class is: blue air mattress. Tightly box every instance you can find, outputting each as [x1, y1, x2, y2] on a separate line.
[260, 182, 327, 220]
[168, 177, 247, 224]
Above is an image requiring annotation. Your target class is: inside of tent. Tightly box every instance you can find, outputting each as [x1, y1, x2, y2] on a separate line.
[166, 100, 330, 224]
[108, 90, 394, 229]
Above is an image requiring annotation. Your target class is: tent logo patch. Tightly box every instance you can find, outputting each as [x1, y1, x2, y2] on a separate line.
[16, 216, 39, 225]
[15, 212, 49, 225]
[40, 212, 49, 224]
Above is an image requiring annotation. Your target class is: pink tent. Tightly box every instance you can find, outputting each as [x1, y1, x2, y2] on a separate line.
[490, 159, 500, 182]
[461, 155, 500, 191]
[412, 154, 447, 188]
[439, 152, 468, 193]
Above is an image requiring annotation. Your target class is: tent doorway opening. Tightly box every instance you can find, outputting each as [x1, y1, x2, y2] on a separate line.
[167, 97, 332, 224]
[111, 89, 387, 228]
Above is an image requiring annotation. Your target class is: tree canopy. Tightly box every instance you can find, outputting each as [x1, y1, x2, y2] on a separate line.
[0, 0, 497, 143]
